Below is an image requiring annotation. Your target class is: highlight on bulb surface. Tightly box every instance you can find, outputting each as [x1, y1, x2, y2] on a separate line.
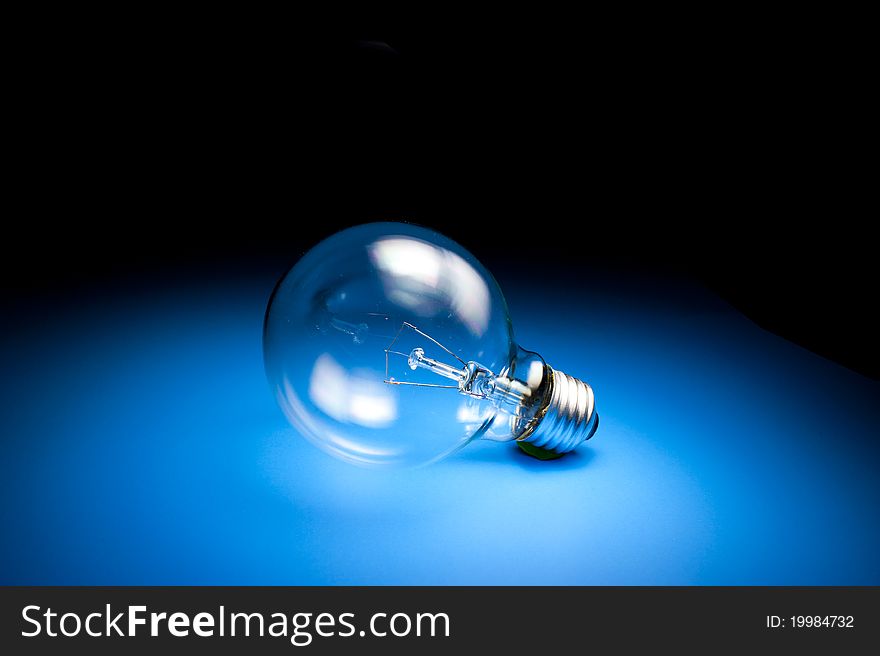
[263, 223, 598, 467]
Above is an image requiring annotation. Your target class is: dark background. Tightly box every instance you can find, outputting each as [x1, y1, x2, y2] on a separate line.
[7, 18, 876, 378]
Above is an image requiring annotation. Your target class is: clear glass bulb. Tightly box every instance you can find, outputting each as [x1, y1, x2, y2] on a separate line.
[263, 223, 598, 467]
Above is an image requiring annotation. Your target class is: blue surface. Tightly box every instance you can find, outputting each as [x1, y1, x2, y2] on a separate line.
[2, 270, 878, 584]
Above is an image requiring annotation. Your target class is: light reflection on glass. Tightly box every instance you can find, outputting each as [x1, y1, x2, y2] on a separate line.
[369, 237, 491, 336]
[308, 353, 397, 428]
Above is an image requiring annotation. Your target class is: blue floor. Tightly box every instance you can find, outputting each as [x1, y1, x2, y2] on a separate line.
[2, 270, 878, 584]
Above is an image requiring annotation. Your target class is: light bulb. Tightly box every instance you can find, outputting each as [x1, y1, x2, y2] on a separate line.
[263, 223, 598, 467]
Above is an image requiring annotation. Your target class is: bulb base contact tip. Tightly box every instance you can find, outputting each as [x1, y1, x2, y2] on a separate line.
[518, 368, 598, 456]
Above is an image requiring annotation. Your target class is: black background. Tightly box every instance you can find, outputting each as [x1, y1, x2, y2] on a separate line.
[6, 15, 876, 378]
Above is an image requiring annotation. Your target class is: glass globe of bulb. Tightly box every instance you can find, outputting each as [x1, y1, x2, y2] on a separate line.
[263, 223, 598, 467]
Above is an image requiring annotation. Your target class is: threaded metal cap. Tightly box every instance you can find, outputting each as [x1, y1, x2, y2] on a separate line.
[518, 368, 598, 455]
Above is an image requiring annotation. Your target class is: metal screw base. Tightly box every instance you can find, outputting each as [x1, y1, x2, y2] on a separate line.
[518, 368, 598, 455]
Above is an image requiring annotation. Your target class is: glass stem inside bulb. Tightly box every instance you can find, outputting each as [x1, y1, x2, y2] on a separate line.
[404, 347, 529, 412]
[407, 348, 461, 382]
